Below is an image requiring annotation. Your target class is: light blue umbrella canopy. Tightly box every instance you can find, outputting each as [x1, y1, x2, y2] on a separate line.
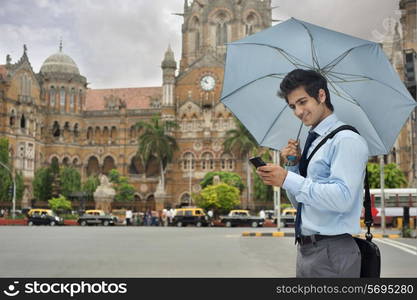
[220, 18, 416, 156]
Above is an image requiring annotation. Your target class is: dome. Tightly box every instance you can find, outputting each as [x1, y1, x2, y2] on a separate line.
[40, 51, 80, 75]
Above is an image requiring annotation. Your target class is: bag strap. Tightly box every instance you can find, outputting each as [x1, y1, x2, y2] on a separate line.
[304, 125, 373, 241]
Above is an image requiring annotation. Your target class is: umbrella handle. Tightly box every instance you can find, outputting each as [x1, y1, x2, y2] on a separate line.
[287, 155, 297, 161]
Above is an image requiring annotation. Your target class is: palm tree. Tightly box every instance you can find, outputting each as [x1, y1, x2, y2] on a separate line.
[135, 115, 179, 192]
[223, 118, 259, 209]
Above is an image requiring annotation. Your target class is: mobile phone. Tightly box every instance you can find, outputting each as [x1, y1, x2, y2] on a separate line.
[249, 156, 267, 169]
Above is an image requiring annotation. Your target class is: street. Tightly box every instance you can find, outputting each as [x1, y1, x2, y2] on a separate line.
[0, 227, 415, 278]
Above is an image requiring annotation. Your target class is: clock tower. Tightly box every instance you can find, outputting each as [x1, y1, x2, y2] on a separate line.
[165, 0, 272, 208]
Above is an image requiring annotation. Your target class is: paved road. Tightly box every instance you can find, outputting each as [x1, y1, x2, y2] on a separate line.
[0, 227, 415, 277]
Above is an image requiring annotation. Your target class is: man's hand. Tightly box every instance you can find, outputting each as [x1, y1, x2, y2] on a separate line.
[256, 164, 288, 187]
[281, 139, 301, 164]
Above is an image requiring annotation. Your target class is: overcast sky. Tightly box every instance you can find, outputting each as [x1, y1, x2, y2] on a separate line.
[0, 0, 401, 89]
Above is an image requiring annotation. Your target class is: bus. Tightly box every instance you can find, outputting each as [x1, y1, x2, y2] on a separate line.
[366, 188, 417, 226]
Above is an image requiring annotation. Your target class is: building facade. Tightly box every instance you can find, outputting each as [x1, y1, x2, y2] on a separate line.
[0, 0, 272, 211]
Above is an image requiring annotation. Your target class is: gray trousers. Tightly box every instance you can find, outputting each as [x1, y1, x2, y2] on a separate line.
[296, 234, 361, 278]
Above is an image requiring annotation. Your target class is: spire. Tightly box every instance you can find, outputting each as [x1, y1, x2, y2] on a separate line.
[23, 44, 27, 54]
[59, 39, 63, 52]
[162, 44, 176, 69]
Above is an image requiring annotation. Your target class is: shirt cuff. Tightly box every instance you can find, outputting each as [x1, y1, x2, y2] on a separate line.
[282, 171, 305, 197]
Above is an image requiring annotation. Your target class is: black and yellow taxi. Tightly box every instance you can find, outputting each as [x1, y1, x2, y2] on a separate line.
[77, 209, 117, 226]
[172, 207, 210, 227]
[27, 209, 64, 226]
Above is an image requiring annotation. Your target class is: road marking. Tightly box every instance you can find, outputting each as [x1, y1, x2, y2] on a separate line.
[379, 238, 417, 250]
[374, 238, 417, 256]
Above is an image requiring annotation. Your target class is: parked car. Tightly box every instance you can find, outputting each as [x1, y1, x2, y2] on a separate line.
[220, 209, 264, 227]
[77, 209, 117, 226]
[172, 208, 210, 227]
[281, 208, 296, 227]
[27, 209, 64, 226]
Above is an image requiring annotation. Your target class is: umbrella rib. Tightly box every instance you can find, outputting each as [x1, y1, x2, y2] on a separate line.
[327, 70, 414, 100]
[326, 80, 358, 105]
[331, 81, 388, 152]
[295, 20, 321, 69]
[322, 43, 376, 72]
[230, 42, 312, 69]
[220, 73, 288, 101]
[259, 102, 290, 146]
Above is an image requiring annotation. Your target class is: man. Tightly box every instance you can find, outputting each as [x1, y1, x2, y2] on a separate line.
[257, 69, 369, 277]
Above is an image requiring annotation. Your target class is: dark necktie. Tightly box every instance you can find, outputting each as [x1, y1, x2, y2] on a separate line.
[295, 131, 319, 242]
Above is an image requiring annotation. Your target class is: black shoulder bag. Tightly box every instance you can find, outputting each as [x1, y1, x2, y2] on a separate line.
[305, 125, 381, 278]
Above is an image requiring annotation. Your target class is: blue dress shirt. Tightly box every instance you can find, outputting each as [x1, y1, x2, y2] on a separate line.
[283, 114, 369, 236]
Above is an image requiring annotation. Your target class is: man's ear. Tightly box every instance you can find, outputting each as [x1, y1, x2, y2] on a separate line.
[319, 89, 326, 103]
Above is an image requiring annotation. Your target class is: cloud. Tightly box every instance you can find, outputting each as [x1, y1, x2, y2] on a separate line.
[0, 0, 402, 89]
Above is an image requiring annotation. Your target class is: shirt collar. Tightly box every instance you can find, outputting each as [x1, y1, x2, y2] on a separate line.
[311, 113, 338, 136]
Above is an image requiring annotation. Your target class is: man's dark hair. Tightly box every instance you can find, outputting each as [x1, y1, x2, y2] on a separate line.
[278, 69, 334, 111]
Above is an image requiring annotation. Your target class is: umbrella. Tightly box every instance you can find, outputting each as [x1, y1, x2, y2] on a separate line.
[220, 18, 416, 156]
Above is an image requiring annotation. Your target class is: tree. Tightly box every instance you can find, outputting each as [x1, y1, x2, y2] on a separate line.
[195, 183, 240, 214]
[48, 195, 72, 213]
[114, 181, 135, 202]
[107, 169, 135, 202]
[59, 167, 81, 198]
[0, 138, 13, 202]
[50, 158, 61, 197]
[33, 167, 54, 201]
[223, 118, 259, 208]
[108, 169, 121, 184]
[15, 171, 24, 201]
[135, 115, 179, 191]
[367, 162, 408, 188]
[200, 171, 245, 193]
[82, 176, 100, 201]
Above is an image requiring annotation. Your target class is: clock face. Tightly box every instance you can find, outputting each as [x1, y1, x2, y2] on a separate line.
[200, 75, 215, 91]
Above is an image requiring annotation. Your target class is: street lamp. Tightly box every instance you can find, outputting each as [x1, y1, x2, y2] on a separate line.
[0, 161, 16, 219]
[189, 156, 192, 206]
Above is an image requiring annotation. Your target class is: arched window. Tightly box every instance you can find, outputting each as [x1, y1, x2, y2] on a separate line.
[201, 152, 214, 171]
[52, 121, 60, 137]
[20, 114, 26, 129]
[221, 153, 234, 170]
[103, 156, 116, 175]
[215, 11, 229, 46]
[20, 74, 31, 97]
[78, 90, 82, 111]
[111, 126, 117, 143]
[190, 16, 200, 53]
[86, 156, 100, 177]
[9, 110, 16, 127]
[87, 127, 93, 140]
[74, 123, 79, 137]
[70, 88, 75, 111]
[50, 87, 56, 108]
[182, 152, 195, 171]
[60, 87, 66, 108]
[245, 12, 258, 36]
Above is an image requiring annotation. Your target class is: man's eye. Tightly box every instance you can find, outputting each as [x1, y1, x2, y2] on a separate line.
[289, 105, 295, 110]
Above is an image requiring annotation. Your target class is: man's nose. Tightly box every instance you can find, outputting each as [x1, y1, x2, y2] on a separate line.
[295, 106, 303, 119]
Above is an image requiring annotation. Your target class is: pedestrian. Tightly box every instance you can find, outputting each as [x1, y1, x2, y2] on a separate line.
[125, 209, 132, 226]
[161, 209, 168, 227]
[256, 69, 368, 278]
[168, 208, 175, 225]
[207, 209, 214, 226]
[259, 209, 266, 219]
